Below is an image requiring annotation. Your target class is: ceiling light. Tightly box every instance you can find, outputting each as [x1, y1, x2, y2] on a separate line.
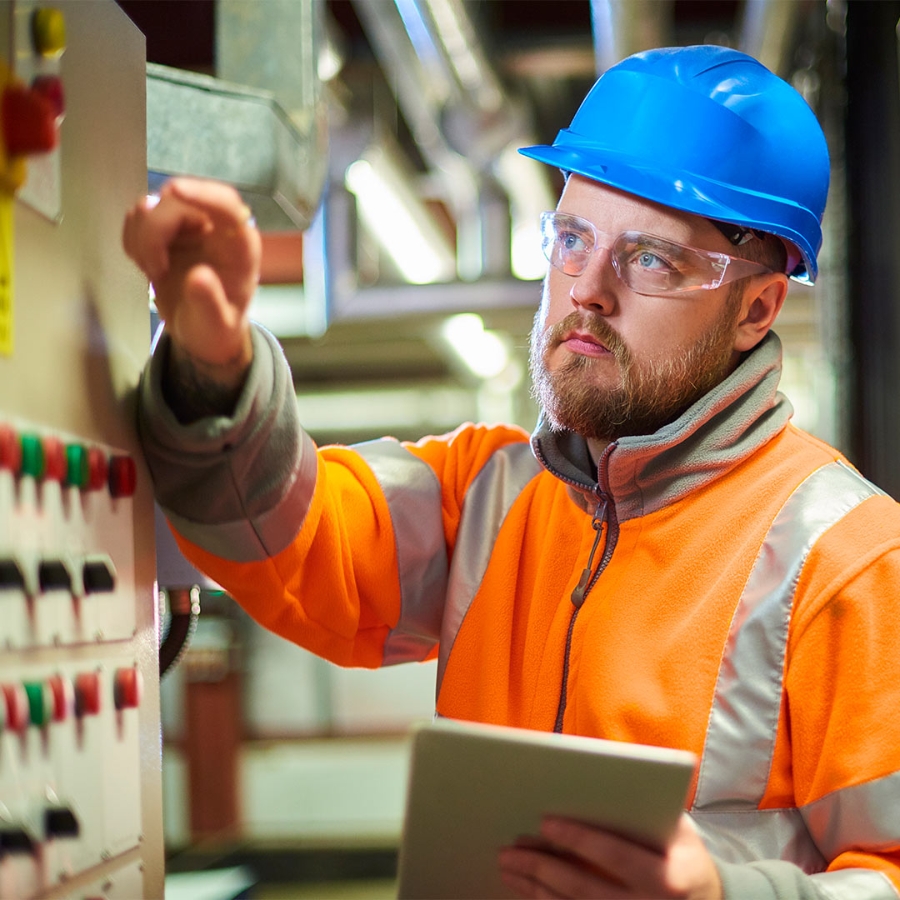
[441, 313, 510, 379]
[345, 148, 456, 285]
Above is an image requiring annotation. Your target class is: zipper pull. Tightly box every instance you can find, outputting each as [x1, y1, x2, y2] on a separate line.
[570, 498, 608, 607]
[571, 567, 592, 606]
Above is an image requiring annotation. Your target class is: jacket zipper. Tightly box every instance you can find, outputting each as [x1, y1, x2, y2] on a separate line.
[553, 449, 619, 733]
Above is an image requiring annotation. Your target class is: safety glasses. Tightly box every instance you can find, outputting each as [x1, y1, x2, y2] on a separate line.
[540, 211, 774, 296]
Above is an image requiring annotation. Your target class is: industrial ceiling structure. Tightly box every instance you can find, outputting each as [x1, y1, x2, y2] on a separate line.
[120, 0, 846, 446]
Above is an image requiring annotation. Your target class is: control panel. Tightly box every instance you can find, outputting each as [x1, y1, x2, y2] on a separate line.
[0, 2, 163, 898]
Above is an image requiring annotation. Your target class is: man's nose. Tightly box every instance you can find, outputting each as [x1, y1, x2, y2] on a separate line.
[568, 245, 618, 315]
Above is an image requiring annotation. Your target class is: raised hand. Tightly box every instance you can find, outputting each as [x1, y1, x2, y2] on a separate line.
[123, 178, 264, 421]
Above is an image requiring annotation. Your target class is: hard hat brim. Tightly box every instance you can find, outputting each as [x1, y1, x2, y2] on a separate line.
[519, 141, 819, 284]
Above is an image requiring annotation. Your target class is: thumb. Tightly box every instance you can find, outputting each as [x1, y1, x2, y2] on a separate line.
[170, 265, 250, 367]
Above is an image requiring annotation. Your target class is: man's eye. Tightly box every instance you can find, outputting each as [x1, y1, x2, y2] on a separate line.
[560, 231, 588, 253]
[627, 245, 677, 273]
[636, 250, 667, 269]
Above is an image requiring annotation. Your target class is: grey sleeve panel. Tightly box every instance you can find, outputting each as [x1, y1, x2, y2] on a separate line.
[717, 861, 898, 900]
[716, 859, 824, 900]
[137, 324, 316, 562]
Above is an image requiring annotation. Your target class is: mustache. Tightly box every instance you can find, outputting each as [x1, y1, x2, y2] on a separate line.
[544, 311, 629, 361]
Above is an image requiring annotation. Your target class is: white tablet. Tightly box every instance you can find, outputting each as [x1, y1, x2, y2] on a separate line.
[397, 718, 697, 899]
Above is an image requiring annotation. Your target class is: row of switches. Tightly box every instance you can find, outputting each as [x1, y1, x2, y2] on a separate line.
[0, 807, 80, 858]
[0, 554, 115, 597]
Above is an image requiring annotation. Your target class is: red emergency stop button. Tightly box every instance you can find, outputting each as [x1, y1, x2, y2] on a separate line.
[113, 667, 142, 711]
[47, 674, 74, 722]
[108, 455, 136, 498]
[42, 436, 65, 482]
[0, 425, 21, 472]
[30, 75, 64, 120]
[2, 83, 58, 156]
[86, 447, 108, 491]
[2, 683, 29, 732]
[74, 671, 101, 717]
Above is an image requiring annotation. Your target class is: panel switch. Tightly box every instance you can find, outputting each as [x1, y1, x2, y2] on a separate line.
[0, 558, 26, 591]
[43, 806, 79, 839]
[113, 667, 142, 711]
[82, 554, 115, 593]
[38, 559, 71, 593]
[74, 671, 101, 717]
[0, 826, 35, 856]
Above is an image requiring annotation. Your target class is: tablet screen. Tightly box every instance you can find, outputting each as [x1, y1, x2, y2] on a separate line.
[397, 718, 696, 899]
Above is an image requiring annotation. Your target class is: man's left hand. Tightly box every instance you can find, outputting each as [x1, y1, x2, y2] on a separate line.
[498, 812, 723, 899]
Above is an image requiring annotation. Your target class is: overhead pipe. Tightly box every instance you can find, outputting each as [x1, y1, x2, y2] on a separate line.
[351, 0, 554, 281]
[590, 0, 674, 74]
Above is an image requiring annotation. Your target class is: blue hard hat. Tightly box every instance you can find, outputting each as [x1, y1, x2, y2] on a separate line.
[519, 45, 830, 283]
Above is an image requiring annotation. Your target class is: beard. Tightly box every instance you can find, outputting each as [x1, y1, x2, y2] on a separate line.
[529, 297, 742, 442]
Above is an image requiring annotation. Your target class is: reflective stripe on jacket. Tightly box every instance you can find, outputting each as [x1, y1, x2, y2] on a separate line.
[140, 327, 900, 896]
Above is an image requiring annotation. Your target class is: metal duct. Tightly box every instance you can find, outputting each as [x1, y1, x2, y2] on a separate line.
[145, 0, 328, 231]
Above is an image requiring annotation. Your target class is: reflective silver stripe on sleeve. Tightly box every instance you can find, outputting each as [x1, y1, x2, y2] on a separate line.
[811, 868, 900, 900]
[690, 808, 825, 870]
[693, 461, 882, 810]
[355, 439, 448, 665]
[803, 769, 900, 862]
[692, 810, 900, 896]
[436, 442, 542, 697]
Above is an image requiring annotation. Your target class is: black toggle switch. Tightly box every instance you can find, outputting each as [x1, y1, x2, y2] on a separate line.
[38, 560, 71, 593]
[0, 559, 25, 591]
[44, 806, 80, 839]
[82, 556, 115, 594]
[0, 827, 35, 856]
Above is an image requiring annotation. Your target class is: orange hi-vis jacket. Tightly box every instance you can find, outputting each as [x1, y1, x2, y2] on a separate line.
[140, 327, 900, 899]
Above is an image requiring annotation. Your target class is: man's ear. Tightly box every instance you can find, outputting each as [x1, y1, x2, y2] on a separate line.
[733, 274, 789, 353]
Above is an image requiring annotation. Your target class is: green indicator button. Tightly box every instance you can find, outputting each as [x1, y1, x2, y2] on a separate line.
[20, 434, 44, 479]
[24, 682, 52, 728]
[65, 443, 88, 488]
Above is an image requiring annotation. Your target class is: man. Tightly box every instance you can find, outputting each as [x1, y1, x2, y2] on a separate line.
[126, 46, 900, 898]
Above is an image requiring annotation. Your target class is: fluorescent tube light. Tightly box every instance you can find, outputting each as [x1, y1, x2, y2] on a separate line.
[441, 313, 510, 379]
[345, 148, 456, 285]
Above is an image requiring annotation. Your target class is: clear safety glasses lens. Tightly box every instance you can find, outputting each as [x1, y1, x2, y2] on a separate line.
[539, 212, 772, 296]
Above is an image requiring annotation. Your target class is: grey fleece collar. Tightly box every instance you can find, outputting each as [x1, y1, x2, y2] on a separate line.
[530, 331, 793, 522]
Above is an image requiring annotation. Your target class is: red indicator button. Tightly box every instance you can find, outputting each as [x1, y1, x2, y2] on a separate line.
[2, 83, 58, 156]
[42, 436, 65, 482]
[113, 667, 142, 711]
[74, 672, 101, 717]
[86, 447, 108, 491]
[47, 674, 74, 722]
[0, 426, 21, 472]
[2, 683, 29, 732]
[30, 75, 64, 120]
[108, 455, 136, 498]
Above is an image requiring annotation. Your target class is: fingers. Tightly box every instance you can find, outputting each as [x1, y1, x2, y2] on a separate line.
[122, 189, 211, 282]
[165, 177, 254, 230]
[122, 178, 254, 280]
[164, 264, 251, 368]
[502, 816, 723, 900]
[539, 818, 669, 896]
[498, 843, 631, 900]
